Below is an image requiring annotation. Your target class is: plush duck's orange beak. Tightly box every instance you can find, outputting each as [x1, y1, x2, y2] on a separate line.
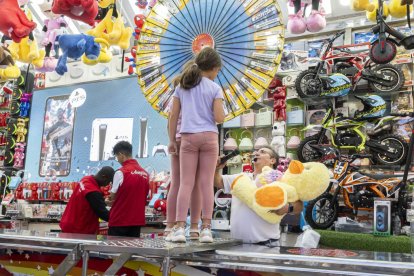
[289, 160, 304, 174]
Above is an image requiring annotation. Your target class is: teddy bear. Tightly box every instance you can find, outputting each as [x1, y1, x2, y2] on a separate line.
[19, 93, 32, 117]
[16, 118, 28, 143]
[231, 160, 330, 224]
[13, 142, 25, 168]
[8, 33, 46, 69]
[242, 152, 253, 173]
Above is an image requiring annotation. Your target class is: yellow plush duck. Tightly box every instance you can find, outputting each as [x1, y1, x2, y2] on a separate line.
[7, 10, 45, 68]
[388, 0, 413, 18]
[366, 0, 389, 22]
[351, 0, 374, 11]
[231, 161, 330, 224]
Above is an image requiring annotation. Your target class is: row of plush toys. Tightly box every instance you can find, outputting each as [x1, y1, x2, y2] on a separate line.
[352, 0, 413, 22]
[0, 0, 133, 78]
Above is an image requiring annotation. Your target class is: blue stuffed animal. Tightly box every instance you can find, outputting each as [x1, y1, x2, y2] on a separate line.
[55, 34, 106, 75]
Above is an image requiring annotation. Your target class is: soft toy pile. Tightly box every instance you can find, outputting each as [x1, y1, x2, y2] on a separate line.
[231, 161, 330, 224]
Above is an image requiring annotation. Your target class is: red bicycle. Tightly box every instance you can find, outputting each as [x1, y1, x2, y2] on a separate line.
[295, 31, 405, 98]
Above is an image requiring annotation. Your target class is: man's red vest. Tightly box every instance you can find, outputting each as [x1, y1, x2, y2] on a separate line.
[109, 159, 149, 227]
[60, 175, 101, 234]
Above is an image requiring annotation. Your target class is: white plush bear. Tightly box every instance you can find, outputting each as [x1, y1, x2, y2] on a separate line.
[272, 121, 286, 136]
[271, 136, 286, 157]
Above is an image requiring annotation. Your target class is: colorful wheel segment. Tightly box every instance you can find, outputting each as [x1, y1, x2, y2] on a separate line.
[136, 0, 285, 121]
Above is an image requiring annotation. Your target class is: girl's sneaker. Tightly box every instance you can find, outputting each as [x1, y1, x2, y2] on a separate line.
[164, 228, 173, 242]
[199, 228, 213, 243]
[170, 227, 186, 243]
[189, 229, 200, 240]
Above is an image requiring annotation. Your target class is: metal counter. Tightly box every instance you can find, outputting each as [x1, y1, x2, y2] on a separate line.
[1, 230, 414, 276]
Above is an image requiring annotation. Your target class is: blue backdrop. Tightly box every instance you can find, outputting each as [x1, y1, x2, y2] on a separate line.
[25, 76, 170, 182]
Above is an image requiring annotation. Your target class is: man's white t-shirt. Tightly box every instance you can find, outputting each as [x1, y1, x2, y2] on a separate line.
[222, 173, 280, 243]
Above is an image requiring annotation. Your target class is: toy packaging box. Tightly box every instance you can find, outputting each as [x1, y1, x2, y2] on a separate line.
[373, 199, 391, 236]
[278, 50, 308, 73]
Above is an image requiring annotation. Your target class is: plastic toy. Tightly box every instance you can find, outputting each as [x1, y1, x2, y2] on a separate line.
[16, 185, 23, 199]
[134, 14, 146, 39]
[231, 161, 330, 223]
[55, 34, 104, 75]
[273, 86, 286, 121]
[125, 46, 137, 75]
[154, 198, 166, 215]
[0, 0, 36, 43]
[136, 0, 148, 9]
[30, 183, 38, 200]
[51, 183, 61, 200]
[51, 0, 98, 26]
[16, 118, 28, 143]
[19, 93, 32, 117]
[13, 142, 25, 168]
[241, 153, 253, 173]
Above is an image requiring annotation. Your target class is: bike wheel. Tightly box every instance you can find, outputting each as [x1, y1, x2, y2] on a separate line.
[369, 40, 397, 64]
[373, 134, 408, 165]
[369, 64, 405, 93]
[305, 193, 339, 230]
[297, 135, 323, 162]
[294, 70, 321, 98]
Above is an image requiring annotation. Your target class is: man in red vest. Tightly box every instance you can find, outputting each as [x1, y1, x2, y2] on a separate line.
[108, 141, 149, 237]
[60, 166, 115, 234]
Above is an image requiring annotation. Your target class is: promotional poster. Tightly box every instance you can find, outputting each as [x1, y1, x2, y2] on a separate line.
[39, 95, 75, 177]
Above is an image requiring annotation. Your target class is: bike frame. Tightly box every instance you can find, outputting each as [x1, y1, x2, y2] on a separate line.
[309, 106, 367, 151]
[315, 34, 372, 90]
[331, 159, 400, 212]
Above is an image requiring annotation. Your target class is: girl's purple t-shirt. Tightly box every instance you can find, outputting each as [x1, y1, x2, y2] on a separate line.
[173, 77, 223, 134]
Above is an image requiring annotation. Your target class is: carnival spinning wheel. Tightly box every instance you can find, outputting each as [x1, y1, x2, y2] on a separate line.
[136, 0, 285, 120]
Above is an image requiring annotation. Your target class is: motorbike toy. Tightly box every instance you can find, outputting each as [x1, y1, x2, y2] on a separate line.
[297, 104, 408, 165]
[305, 146, 410, 230]
[370, 0, 414, 64]
[295, 31, 405, 98]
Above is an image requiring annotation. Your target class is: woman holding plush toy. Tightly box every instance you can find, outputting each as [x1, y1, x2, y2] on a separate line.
[168, 47, 225, 243]
[214, 146, 309, 244]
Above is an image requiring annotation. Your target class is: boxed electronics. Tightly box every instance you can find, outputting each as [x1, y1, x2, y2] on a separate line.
[373, 199, 391, 236]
